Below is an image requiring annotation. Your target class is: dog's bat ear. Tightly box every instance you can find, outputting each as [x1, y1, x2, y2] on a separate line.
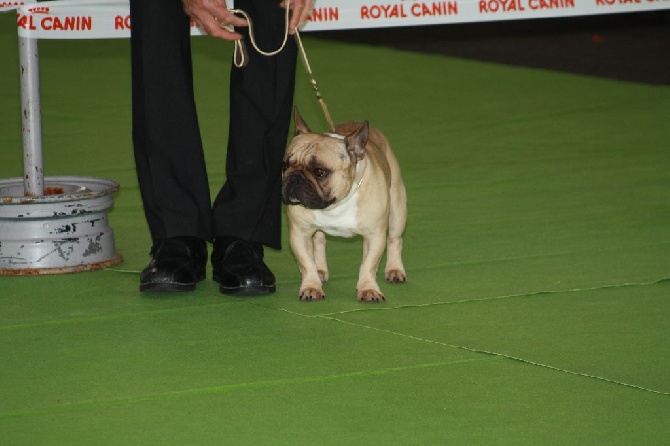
[345, 121, 369, 161]
[294, 106, 311, 135]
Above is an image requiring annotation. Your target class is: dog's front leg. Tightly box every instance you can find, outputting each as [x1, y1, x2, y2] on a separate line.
[312, 230, 329, 283]
[290, 225, 326, 301]
[357, 230, 387, 302]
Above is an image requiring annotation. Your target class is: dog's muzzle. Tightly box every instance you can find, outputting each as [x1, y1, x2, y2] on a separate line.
[282, 172, 306, 205]
[282, 172, 335, 209]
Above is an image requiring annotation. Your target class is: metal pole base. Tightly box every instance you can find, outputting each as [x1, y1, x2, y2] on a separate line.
[0, 176, 122, 275]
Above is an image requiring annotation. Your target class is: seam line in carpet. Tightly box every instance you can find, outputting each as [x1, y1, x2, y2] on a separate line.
[305, 313, 670, 397]
[296, 277, 670, 318]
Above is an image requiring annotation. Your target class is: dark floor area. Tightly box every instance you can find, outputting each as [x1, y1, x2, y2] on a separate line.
[313, 11, 670, 85]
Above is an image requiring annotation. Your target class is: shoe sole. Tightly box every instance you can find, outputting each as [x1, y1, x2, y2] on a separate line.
[218, 284, 276, 296]
[140, 282, 197, 292]
[140, 273, 206, 293]
[213, 273, 276, 296]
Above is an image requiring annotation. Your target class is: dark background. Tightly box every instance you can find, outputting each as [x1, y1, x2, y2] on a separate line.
[314, 11, 670, 85]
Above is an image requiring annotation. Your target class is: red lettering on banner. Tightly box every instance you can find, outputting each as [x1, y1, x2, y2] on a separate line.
[18, 8, 94, 33]
[40, 16, 92, 31]
[115, 14, 132, 30]
[310, 7, 339, 21]
[27, 6, 49, 14]
[1, 1, 25, 8]
[361, 2, 456, 19]
[479, 0, 525, 12]
[361, 4, 408, 19]
[17, 14, 37, 31]
[528, 0, 575, 9]
[410, 2, 458, 16]
[595, 0, 642, 4]
[479, 0, 574, 12]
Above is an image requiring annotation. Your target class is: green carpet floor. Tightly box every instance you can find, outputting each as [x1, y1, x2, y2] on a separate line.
[1, 16, 669, 444]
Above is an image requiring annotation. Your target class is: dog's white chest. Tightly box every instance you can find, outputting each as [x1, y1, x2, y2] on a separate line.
[313, 193, 360, 238]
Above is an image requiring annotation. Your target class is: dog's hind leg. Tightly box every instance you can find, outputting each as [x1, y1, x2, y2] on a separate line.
[385, 179, 407, 284]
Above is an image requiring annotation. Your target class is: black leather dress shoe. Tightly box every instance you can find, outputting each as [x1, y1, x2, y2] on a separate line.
[139, 237, 207, 292]
[212, 238, 276, 295]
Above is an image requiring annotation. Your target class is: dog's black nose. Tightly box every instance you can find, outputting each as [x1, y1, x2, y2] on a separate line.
[288, 173, 304, 186]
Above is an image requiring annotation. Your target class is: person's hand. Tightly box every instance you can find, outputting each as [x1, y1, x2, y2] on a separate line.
[182, 0, 248, 41]
[281, 0, 314, 35]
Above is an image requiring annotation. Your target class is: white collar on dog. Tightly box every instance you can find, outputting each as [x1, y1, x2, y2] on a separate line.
[324, 132, 345, 140]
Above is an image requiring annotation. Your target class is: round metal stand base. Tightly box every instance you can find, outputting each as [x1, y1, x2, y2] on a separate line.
[0, 176, 122, 275]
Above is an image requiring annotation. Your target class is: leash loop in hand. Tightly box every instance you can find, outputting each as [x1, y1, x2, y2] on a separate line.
[218, 1, 336, 132]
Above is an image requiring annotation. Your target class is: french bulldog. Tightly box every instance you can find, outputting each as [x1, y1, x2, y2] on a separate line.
[281, 108, 407, 302]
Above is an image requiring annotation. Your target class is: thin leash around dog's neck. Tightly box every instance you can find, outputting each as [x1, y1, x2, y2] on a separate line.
[327, 156, 367, 210]
[324, 132, 367, 193]
[220, 3, 337, 133]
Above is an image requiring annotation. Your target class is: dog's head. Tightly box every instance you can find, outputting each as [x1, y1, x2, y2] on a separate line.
[282, 108, 369, 210]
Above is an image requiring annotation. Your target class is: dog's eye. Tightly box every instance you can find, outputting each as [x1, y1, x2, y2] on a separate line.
[281, 160, 290, 171]
[312, 167, 329, 178]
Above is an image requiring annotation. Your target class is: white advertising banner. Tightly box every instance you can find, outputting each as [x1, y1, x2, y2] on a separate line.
[2, 0, 669, 39]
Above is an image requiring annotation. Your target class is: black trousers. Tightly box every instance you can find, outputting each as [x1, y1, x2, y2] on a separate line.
[130, 0, 297, 250]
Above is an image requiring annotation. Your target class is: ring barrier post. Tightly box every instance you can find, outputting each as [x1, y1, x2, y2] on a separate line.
[19, 34, 44, 197]
[1, 1, 123, 275]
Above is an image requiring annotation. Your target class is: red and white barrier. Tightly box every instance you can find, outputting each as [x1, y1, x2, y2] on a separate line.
[3, 0, 669, 39]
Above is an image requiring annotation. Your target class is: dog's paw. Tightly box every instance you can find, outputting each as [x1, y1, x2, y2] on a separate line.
[357, 289, 386, 303]
[318, 269, 329, 283]
[299, 287, 326, 301]
[385, 269, 407, 284]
